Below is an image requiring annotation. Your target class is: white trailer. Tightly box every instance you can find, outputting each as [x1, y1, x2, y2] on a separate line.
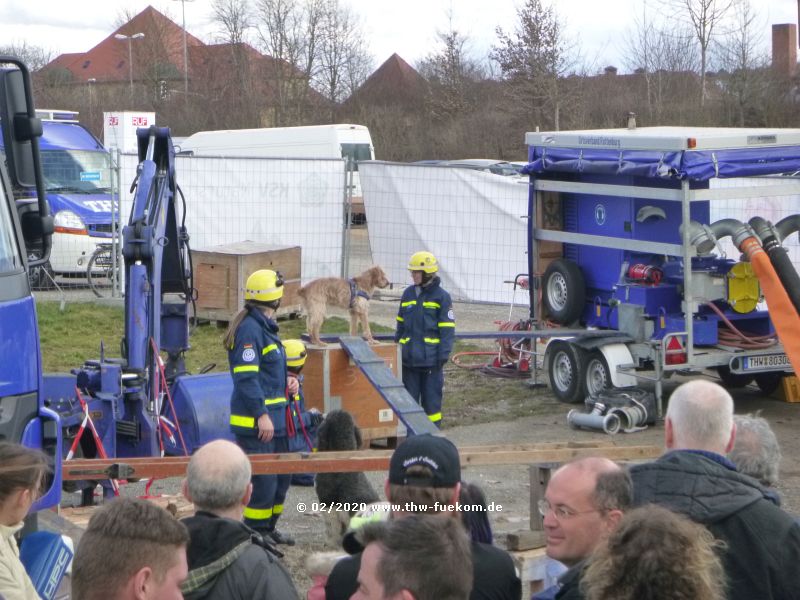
[178, 124, 374, 220]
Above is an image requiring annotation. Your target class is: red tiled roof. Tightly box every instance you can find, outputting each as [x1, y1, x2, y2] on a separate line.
[40, 5, 204, 83]
[344, 53, 427, 108]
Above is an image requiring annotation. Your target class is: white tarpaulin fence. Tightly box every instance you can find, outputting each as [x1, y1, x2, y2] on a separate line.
[119, 153, 346, 282]
[361, 162, 530, 304]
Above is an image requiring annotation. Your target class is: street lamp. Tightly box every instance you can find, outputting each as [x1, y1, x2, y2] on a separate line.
[172, 0, 195, 97]
[114, 32, 145, 93]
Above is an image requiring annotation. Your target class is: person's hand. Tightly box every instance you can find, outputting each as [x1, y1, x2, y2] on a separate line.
[257, 413, 274, 442]
[308, 409, 324, 428]
[287, 377, 300, 395]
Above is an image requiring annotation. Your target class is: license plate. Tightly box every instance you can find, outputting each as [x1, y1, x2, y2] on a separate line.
[742, 354, 790, 371]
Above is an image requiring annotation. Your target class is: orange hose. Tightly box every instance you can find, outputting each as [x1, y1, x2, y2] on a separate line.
[739, 237, 800, 375]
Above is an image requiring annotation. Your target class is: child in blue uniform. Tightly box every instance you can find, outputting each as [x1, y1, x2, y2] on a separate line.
[282, 339, 323, 486]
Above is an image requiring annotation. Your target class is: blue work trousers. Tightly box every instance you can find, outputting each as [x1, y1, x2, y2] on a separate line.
[402, 365, 444, 427]
[236, 434, 290, 533]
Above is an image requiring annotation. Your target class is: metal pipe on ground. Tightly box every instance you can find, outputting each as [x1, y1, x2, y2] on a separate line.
[567, 403, 621, 435]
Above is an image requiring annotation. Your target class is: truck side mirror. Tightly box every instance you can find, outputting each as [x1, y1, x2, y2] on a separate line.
[0, 57, 52, 265]
[0, 65, 42, 187]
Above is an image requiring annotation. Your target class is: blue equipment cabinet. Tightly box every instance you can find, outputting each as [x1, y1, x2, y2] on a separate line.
[524, 126, 800, 408]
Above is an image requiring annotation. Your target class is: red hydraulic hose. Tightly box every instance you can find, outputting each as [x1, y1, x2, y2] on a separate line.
[738, 236, 800, 375]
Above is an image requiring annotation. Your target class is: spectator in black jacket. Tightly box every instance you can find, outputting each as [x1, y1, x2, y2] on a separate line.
[181, 439, 299, 600]
[352, 514, 473, 600]
[630, 379, 800, 600]
[325, 434, 521, 600]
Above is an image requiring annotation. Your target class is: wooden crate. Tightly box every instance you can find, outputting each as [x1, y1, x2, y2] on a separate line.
[303, 342, 403, 444]
[193, 242, 301, 322]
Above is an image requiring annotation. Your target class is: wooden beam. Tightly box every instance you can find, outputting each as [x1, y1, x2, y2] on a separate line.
[62, 442, 662, 481]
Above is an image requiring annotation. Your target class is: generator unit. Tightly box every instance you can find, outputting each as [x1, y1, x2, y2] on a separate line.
[524, 126, 800, 408]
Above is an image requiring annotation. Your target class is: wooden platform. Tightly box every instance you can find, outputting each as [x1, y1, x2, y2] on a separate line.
[303, 342, 404, 446]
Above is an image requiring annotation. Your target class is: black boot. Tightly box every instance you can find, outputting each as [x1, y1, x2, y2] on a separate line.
[268, 528, 296, 546]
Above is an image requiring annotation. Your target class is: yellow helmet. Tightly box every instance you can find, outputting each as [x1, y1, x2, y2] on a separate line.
[284, 339, 307, 368]
[407, 251, 438, 274]
[245, 269, 284, 302]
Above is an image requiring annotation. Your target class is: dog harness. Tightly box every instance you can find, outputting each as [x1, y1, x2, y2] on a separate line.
[348, 278, 371, 308]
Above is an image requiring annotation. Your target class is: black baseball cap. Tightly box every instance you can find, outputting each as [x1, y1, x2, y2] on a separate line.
[388, 434, 460, 488]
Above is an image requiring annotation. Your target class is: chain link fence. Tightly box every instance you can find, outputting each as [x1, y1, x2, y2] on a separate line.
[33, 155, 536, 314]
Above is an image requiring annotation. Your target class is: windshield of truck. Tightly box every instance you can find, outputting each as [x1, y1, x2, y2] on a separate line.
[0, 185, 22, 274]
[340, 143, 372, 172]
[41, 149, 112, 194]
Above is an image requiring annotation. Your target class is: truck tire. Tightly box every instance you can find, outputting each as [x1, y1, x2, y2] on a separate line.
[546, 340, 587, 404]
[584, 351, 612, 398]
[755, 372, 783, 396]
[716, 366, 754, 388]
[542, 259, 586, 325]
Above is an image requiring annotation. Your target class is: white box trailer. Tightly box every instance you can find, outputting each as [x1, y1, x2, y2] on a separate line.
[178, 124, 375, 220]
[103, 111, 156, 153]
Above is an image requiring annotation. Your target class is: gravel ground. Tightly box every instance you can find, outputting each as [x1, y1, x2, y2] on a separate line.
[46, 225, 800, 596]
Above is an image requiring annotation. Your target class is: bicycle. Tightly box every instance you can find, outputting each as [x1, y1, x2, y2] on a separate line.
[87, 242, 115, 298]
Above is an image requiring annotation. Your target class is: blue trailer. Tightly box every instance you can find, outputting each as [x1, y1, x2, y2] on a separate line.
[524, 126, 800, 413]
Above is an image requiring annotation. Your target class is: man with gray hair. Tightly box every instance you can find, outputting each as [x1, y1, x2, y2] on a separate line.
[729, 413, 781, 489]
[181, 439, 299, 600]
[630, 379, 800, 600]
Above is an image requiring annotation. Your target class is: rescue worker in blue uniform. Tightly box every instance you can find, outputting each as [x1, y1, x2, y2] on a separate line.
[283, 339, 323, 486]
[395, 251, 455, 427]
[224, 269, 298, 545]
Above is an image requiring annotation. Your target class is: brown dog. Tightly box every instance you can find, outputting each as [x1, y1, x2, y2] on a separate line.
[298, 265, 390, 345]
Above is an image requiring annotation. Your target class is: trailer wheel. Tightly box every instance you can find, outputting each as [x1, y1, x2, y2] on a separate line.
[716, 366, 754, 388]
[546, 341, 586, 403]
[754, 372, 783, 396]
[543, 259, 586, 324]
[584, 351, 612, 398]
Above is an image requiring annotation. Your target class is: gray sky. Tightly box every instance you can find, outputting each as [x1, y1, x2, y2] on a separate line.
[0, 0, 797, 72]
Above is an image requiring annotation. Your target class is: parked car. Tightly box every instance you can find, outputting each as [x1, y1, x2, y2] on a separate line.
[442, 159, 524, 177]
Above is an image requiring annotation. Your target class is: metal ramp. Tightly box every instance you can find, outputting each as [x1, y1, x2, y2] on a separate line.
[337, 336, 438, 435]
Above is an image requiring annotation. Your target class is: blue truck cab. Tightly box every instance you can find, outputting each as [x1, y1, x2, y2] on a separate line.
[30, 110, 113, 278]
[0, 60, 61, 511]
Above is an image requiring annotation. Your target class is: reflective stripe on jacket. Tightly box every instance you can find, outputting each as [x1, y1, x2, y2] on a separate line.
[394, 276, 455, 368]
[228, 306, 289, 437]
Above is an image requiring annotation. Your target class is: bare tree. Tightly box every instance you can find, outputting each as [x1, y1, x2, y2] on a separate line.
[315, 0, 371, 114]
[710, 0, 770, 125]
[212, 0, 253, 44]
[253, 0, 325, 125]
[0, 42, 53, 72]
[341, 33, 372, 102]
[490, 0, 576, 131]
[624, 4, 700, 123]
[671, 0, 733, 107]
